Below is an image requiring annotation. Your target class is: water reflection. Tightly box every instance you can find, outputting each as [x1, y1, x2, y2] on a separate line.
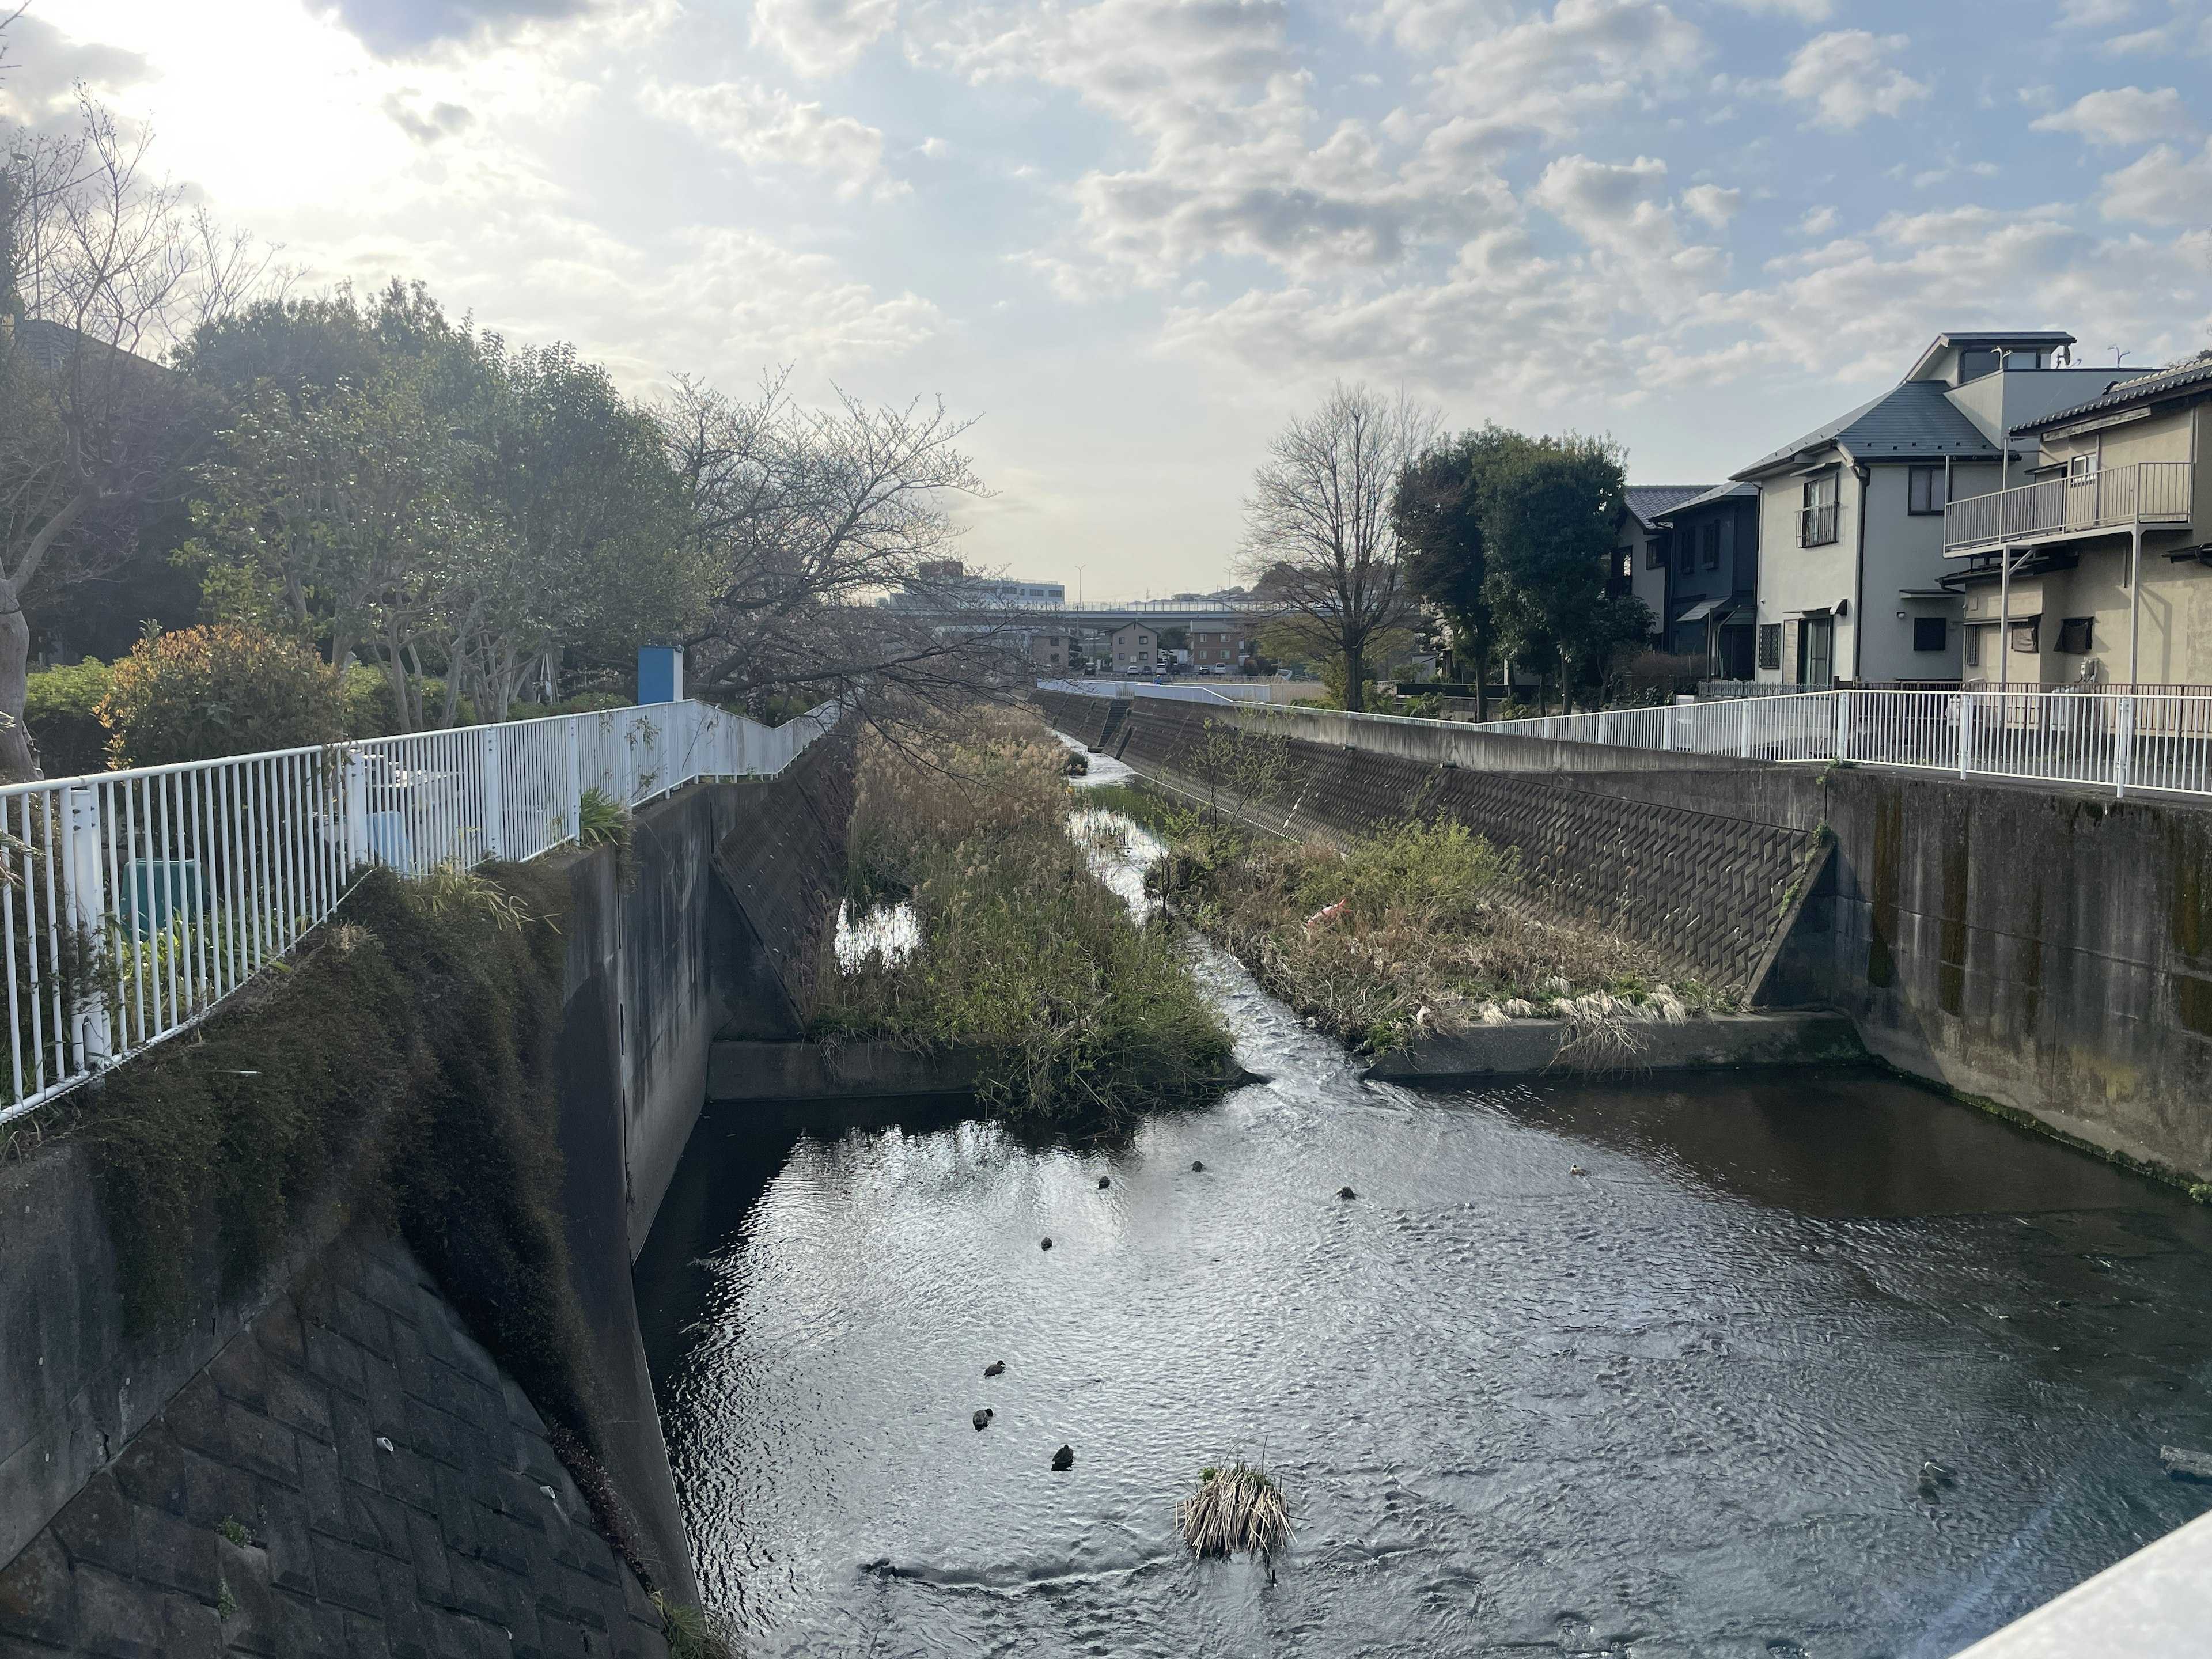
[637, 757, 2212, 1658]
[831, 897, 921, 972]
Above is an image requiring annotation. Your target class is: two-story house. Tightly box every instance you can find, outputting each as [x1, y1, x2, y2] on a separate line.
[1109, 621, 1157, 672]
[1740, 331, 2116, 686]
[1184, 616, 1253, 671]
[1654, 482, 1760, 680]
[1615, 486, 1707, 644]
[1944, 352, 2212, 687]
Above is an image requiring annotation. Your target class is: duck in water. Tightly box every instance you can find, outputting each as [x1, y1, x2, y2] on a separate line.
[1051, 1444, 1075, 1472]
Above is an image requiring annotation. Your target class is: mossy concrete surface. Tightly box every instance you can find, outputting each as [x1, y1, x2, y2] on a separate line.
[1362, 1011, 1866, 1085]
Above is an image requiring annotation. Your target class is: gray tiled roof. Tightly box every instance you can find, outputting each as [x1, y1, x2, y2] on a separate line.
[1732, 381, 1999, 479]
[1661, 479, 1758, 516]
[2011, 353, 2212, 435]
[1622, 484, 1711, 527]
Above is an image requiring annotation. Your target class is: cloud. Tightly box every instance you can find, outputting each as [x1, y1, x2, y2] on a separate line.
[1417, 0, 1707, 153]
[751, 0, 903, 76]
[384, 93, 477, 143]
[2033, 85, 2196, 146]
[0, 13, 153, 124]
[318, 0, 598, 57]
[2100, 136, 2212, 222]
[1681, 183, 1742, 225]
[1777, 31, 1930, 132]
[642, 80, 895, 196]
[2056, 0, 2134, 24]
[1714, 0, 1834, 18]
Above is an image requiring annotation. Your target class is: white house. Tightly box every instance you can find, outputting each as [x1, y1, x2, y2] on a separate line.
[1740, 331, 2118, 685]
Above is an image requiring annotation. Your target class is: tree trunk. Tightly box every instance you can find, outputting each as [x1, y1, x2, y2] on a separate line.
[1341, 642, 1366, 713]
[0, 586, 38, 781]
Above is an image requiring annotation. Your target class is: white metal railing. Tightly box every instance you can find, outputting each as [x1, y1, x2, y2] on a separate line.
[0, 698, 837, 1123]
[1944, 460, 2194, 552]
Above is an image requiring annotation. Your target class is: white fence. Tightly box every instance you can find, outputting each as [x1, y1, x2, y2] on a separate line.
[1037, 677, 1307, 705]
[1460, 687, 2212, 798]
[0, 698, 837, 1123]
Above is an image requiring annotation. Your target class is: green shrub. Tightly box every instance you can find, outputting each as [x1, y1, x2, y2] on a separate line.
[24, 658, 113, 777]
[100, 625, 342, 767]
[1306, 818, 1510, 929]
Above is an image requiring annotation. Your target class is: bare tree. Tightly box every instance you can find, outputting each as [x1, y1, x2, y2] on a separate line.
[665, 373, 1023, 718]
[0, 94, 272, 775]
[1239, 382, 1439, 712]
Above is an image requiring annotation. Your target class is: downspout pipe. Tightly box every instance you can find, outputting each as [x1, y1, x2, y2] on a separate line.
[2127, 522, 2145, 688]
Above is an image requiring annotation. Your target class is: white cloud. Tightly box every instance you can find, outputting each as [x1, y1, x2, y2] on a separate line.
[1797, 204, 1840, 235]
[2100, 137, 2212, 222]
[1714, 0, 1834, 19]
[0, 13, 154, 124]
[2033, 85, 2195, 146]
[1777, 31, 1930, 132]
[2056, 0, 2134, 25]
[641, 79, 895, 196]
[1682, 183, 1742, 225]
[750, 0, 903, 77]
[1416, 0, 1707, 153]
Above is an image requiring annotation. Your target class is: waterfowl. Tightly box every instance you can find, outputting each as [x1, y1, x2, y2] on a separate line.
[972, 1409, 994, 1431]
[1570, 1166, 1588, 1177]
[1337, 1186, 1357, 1200]
[1040, 1237, 1054, 1251]
[984, 1360, 1006, 1378]
[1097, 1176, 1111, 1189]
[1191, 1160, 1206, 1172]
[1051, 1444, 1075, 1472]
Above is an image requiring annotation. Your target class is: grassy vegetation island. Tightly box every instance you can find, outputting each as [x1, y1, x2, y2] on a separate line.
[1085, 778, 1732, 1055]
[809, 708, 1234, 1127]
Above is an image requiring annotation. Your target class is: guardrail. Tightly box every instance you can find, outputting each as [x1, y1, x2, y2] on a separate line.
[1943, 460, 2193, 553]
[0, 698, 838, 1123]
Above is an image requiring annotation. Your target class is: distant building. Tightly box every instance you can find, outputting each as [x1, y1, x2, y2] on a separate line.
[887, 561, 1066, 608]
[1615, 486, 1709, 643]
[1182, 616, 1254, 671]
[1109, 621, 1158, 671]
[1655, 482, 1760, 679]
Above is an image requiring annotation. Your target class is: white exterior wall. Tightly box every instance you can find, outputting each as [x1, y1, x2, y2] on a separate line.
[1622, 521, 1667, 635]
[1752, 453, 1861, 682]
[1858, 464, 1961, 683]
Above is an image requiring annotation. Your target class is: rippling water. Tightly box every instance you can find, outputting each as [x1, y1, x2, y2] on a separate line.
[636, 815, 2212, 1657]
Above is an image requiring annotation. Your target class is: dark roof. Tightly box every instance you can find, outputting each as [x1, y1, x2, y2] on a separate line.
[1904, 329, 2075, 382]
[1732, 381, 1998, 479]
[2010, 353, 2212, 437]
[1621, 484, 1711, 528]
[1661, 480, 1758, 517]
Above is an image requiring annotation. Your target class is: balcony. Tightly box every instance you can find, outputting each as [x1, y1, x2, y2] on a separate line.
[1943, 460, 2194, 555]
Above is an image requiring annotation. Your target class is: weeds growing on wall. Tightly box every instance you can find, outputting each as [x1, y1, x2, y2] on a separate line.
[1140, 784, 1730, 1051]
[65, 861, 599, 1463]
[813, 709, 1234, 1127]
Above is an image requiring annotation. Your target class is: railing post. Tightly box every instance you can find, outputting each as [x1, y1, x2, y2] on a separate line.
[1739, 698, 1751, 759]
[1834, 690, 1851, 763]
[343, 752, 369, 868]
[62, 786, 111, 1067]
[2116, 694, 2134, 799]
[565, 718, 584, 842]
[480, 726, 506, 861]
[1959, 693, 1975, 780]
[1596, 710, 1608, 747]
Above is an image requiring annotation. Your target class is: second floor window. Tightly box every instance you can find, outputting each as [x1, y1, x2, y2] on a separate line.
[1702, 522, 1721, 570]
[1646, 533, 1667, 570]
[1801, 474, 1839, 547]
[1908, 467, 1947, 514]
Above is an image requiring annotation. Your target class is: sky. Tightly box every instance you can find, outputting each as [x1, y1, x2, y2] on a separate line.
[3, 0, 2210, 601]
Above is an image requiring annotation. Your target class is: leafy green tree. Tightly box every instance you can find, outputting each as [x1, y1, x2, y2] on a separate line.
[1393, 424, 1533, 721]
[1477, 434, 1649, 713]
[98, 623, 341, 767]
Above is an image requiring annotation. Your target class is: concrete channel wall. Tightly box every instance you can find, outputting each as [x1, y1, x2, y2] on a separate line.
[1039, 687, 2212, 1185]
[0, 730, 858, 1657]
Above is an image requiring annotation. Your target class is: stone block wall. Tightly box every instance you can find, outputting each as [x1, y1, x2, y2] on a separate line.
[1068, 694, 1820, 995]
[0, 1230, 669, 1659]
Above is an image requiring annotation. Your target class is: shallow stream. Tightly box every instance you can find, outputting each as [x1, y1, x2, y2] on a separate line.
[635, 790, 2212, 1658]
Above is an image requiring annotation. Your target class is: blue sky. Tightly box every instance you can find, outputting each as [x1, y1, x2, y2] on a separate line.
[6, 0, 2211, 599]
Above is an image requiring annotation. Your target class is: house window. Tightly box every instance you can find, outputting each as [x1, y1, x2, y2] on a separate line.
[1701, 522, 1720, 570]
[2058, 616, 2094, 654]
[1678, 533, 1694, 575]
[1797, 616, 1835, 687]
[1911, 616, 1946, 652]
[2010, 614, 2041, 654]
[1758, 623, 1781, 671]
[1800, 474, 1839, 546]
[1908, 468, 1947, 514]
[1646, 534, 1667, 570]
[1964, 626, 1981, 668]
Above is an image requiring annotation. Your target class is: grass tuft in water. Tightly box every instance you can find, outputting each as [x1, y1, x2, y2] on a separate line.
[1176, 1457, 1294, 1580]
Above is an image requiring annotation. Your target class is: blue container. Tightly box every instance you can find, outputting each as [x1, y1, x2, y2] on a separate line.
[128, 859, 203, 941]
[363, 812, 413, 870]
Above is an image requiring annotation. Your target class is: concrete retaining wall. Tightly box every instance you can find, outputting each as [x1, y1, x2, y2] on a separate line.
[1363, 1012, 1865, 1085]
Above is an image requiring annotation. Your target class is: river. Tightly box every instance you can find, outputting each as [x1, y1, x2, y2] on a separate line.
[634, 797, 2212, 1658]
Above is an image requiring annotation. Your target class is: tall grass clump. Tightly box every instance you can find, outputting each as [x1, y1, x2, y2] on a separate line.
[1154, 808, 1726, 1052]
[1176, 1458, 1294, 1581]
[812, 707, 1234, 1126]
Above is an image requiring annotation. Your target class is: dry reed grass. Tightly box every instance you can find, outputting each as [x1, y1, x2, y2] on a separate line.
[1175, 1459, 1294, 1579]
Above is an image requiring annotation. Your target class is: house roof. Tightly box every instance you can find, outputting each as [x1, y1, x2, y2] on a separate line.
[1903, 330, 2076, 382]
[1621, 484, 1711, 528]
[1732, 381, 1999, 480]
[1660, 479, 1759, 517]
[2010, 352, 2212, 437]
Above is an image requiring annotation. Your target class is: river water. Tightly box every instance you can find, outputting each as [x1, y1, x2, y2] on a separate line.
[635, 802, 2212, 1658]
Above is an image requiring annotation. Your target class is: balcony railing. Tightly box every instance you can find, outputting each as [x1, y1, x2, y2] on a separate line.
[1944, 460, 2194, 554]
